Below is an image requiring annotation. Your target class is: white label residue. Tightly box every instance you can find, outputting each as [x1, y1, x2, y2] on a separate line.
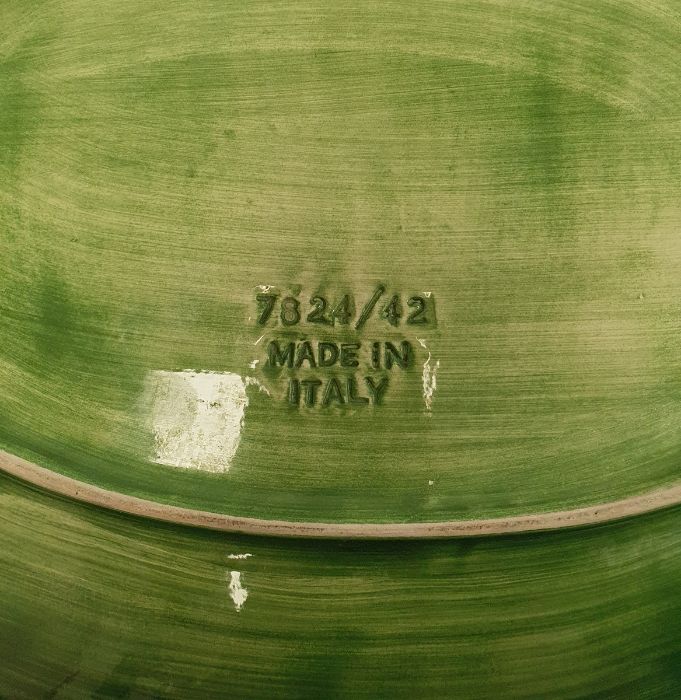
[147, 370, 249, 473]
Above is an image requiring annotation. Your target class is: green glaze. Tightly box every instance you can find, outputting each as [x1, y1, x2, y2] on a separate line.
[0, 472, 680, 697]
[2, 1, 681, 522]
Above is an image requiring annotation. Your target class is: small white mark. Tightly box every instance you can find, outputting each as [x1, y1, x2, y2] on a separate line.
[227, 571, 248, 611]
[256, 284, 273, 293]
[428, 480, 434, 486]
[638, 292, 645, 300]
[248, 359, 259, 369]
[422, 353, 440, 412]
[422, 291, 432, 298]
[254, 335, 265, 346]
[416, 337, 428, 349]
[228, 553, 253, 560]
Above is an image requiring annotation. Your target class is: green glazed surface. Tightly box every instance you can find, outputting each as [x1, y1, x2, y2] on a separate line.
[2, 1, 681, 522]
[1, 472, 680, 698]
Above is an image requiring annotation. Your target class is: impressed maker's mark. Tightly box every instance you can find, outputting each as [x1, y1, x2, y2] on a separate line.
[252, 285, 438, 410]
